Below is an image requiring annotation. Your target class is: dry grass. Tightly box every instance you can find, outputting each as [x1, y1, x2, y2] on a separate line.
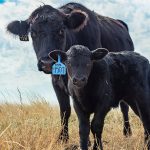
[0, 100, 146, 150]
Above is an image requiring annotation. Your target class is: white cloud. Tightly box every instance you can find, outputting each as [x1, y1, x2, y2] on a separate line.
[0, 0, 150, 103]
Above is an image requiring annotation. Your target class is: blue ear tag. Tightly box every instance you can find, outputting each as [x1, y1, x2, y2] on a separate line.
[52, 55, 66, 75]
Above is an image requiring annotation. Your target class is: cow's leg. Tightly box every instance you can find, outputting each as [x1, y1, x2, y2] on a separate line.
[52, 80, 71, 143]
[120, 101, 132, 136]
[91, 105, 110, 150]
[73, 102, 90, 150]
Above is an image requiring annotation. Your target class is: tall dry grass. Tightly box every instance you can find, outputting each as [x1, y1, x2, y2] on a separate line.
[0, 100, 147, 150]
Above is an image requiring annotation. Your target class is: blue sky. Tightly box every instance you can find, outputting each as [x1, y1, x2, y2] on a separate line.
[0, 0, 150, 104]
[0, 0, 17, 3]
[0, 0, 5, 3]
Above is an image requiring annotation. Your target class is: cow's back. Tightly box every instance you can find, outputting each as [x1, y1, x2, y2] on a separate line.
[97, 15, 134, 52]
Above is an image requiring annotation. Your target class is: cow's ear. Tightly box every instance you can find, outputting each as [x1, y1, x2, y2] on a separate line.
[49, 50, 67, 62]
[7, 20, 29, 41]
[64, 9, 89, 32]
[92, 48, 108, 61]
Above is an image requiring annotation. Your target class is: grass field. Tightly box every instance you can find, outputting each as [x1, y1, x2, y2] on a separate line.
[0, 100, 147, 150]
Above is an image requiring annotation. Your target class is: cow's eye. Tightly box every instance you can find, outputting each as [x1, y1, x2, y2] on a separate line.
[59, 29, 64, 36]
[31, 31, 36, 38]
[39, 31, 47, 37]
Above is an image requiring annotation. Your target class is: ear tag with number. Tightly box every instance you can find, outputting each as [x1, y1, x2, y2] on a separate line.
[52, 55, 66, 75]
[19, 35, 29, 41]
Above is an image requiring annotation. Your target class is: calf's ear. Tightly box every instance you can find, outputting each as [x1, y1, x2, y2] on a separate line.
[92, 48, 108, 61]
[64, 9, 89, 32]
[7, 20, 29, 41]
[49, 50, 67, 62]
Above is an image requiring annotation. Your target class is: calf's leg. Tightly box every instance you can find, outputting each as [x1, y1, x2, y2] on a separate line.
[91, 106, 110, 150]
[52, 80, 71, 143]
[136, 105, 150, 149]
[129, 99, 150, 150]
[73, 102, 90, 150]
[120, 101, 132, 136]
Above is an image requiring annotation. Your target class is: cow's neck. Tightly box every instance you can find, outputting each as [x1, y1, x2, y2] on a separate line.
[52, 75, 69, 95]
[65, 29, 77, 52]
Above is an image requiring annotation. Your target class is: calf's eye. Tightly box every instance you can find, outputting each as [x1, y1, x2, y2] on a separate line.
[67, 61, 71, 66]
[86, 64, 91, 67]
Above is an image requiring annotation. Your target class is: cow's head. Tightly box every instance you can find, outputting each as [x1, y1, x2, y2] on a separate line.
[7, 5, 89, 74]
[49, 45, 108, 88]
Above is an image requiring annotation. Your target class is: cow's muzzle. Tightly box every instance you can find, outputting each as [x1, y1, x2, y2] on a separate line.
[38, 57, 54, 74]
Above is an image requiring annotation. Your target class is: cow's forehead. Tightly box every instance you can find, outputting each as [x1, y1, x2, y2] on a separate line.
[29, 12, 62, 25]
[67, 45, 91, 57]
[29, 5, 56, 19]
[29, 5, 62, 25]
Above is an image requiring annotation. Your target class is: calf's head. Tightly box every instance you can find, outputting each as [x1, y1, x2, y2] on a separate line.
[7, 5, 89, 74]
[49, 45, 108, 88]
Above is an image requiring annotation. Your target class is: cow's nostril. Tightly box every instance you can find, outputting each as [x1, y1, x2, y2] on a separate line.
[73, 78, 78, 84]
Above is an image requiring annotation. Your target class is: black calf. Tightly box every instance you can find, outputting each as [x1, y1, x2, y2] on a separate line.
[49, 45, 150, 150]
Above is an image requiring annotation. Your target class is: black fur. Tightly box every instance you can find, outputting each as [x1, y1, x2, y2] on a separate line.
[7, 2, 134, 142]
[50, 45, 150, 150]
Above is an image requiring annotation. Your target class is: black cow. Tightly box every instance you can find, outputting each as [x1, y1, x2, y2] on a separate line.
[7, 2, 134, 142]
[49, 45, 150, 150]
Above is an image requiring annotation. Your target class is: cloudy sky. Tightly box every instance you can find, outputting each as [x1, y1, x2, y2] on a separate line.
[0, 0, 150, 104]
